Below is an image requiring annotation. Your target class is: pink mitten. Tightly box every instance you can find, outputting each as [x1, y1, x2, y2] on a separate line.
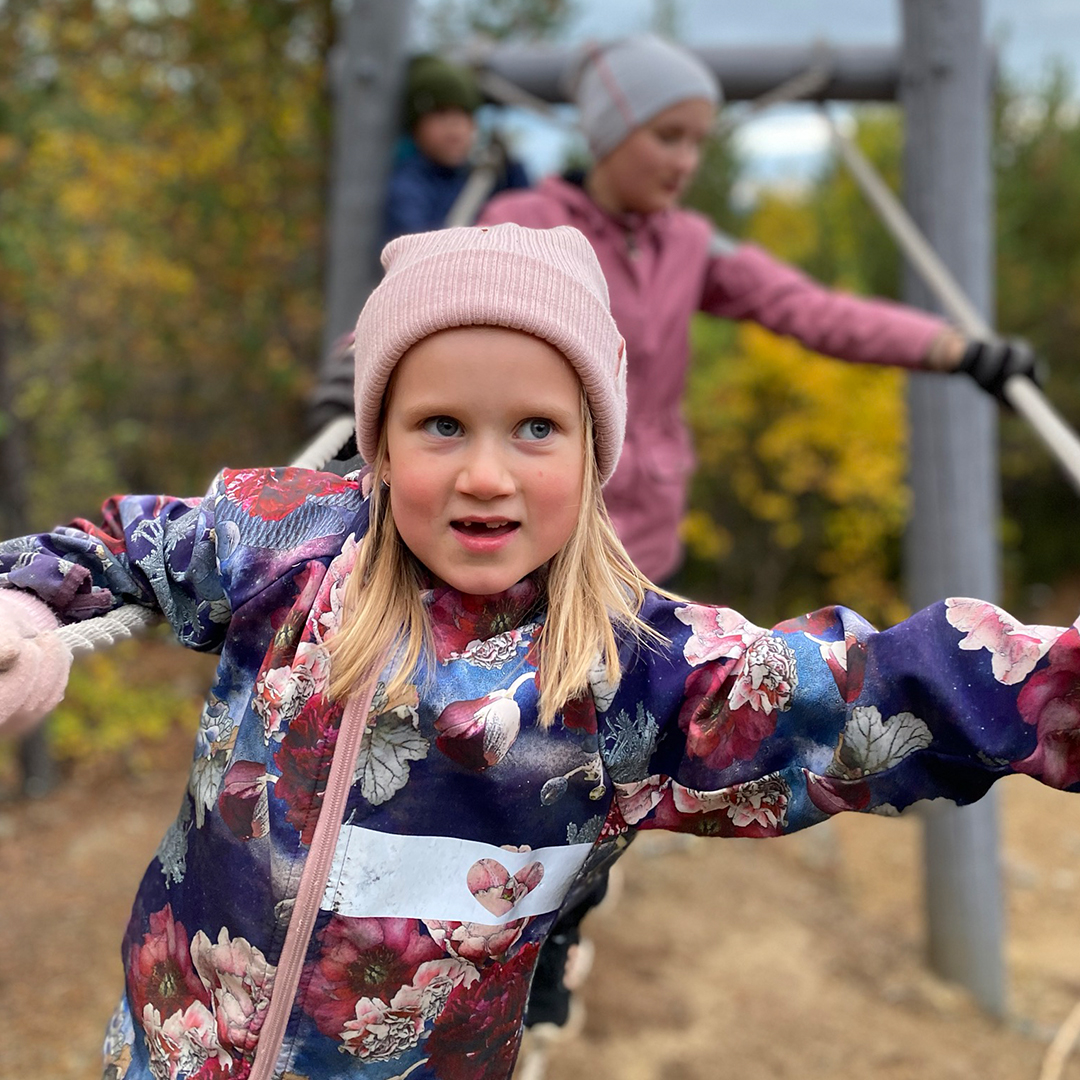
[0, 589, 73, 736]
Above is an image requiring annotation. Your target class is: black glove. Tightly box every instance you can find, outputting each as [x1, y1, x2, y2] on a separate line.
[958, 337, 1044, 402]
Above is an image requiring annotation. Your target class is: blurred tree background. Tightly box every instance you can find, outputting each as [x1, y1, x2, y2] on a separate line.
[680, 83, 1080, 628]
[0, 0, 334, 537]
[1, 0, 1080, 765]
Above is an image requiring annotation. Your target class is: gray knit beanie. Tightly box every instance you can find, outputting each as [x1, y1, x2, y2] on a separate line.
[567, 34, 721, 160]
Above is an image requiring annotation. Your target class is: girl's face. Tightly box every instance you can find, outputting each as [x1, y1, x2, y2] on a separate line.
[589, 96, 716, 215]
[382, 326, 586, 596]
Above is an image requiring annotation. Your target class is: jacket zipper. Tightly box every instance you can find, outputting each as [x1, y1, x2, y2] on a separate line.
[249, 676, 380, 1080]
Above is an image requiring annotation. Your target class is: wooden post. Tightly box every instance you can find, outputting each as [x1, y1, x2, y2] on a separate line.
[320, 0, 414, 360]
[900, 0, 1007, 1017]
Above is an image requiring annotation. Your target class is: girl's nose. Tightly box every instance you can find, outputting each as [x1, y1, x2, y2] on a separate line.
[676, 140, 700, 177]
[455, 447, 516, 500]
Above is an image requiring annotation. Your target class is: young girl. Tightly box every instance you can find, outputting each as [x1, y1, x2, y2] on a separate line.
[0, 222, 1076, 1080]
[478, 33, 1038, 584]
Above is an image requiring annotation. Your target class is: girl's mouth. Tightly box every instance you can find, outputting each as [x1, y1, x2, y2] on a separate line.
[451, 518, 520, 551]
[452, 519, 519, 537]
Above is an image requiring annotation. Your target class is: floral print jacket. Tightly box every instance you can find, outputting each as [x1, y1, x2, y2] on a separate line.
[2, 466, 1079, 1080]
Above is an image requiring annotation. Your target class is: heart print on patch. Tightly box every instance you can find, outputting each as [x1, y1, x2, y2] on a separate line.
[467, 857, 545, 916]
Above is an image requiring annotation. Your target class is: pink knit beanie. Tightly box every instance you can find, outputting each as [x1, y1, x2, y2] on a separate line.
[353, 223, 627, 483]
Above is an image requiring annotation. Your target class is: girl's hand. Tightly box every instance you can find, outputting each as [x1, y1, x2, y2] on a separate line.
[0, 590, 72, 736]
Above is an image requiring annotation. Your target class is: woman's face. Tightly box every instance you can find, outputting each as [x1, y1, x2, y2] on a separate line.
[590, 97, 716, 215]
[382, 326, 586, 596]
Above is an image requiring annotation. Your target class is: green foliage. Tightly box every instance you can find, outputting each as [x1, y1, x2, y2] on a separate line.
[681, 319, 910, 627]
[650, 0, 682, 39]
[994, 66, 1080, 596]
[680, 85, 1080, 623]
[424, 0, 574, 45]
[3, 10, 1080, 764]
[0, 636, 209, 776]
[682, 131, 746, 238]
[799, 109, 906, 301]
[47, 640, 202, 765]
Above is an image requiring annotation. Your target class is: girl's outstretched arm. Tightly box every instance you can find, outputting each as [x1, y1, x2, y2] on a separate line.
[0, 466, 367, 652]
[601, 594, 1079, 840]
[0, 484, 228, 651]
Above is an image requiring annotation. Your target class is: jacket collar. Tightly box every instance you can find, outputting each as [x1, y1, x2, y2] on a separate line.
[423, 575, 546, 662]
[537, 174, 670, 248]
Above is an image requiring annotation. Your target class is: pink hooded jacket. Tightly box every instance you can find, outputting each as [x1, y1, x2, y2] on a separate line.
[478, 176, 947, 582]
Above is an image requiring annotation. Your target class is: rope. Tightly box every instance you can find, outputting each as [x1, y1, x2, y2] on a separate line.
[1040, 999, 1080, 1080]
[714, 40, 835, 139]
[474, 69, 577, 131]
[49, 414, 359, 655]
[55, 603, 159, 656]
[290, 414, 357, 471]
[820, 106, 1080, 496]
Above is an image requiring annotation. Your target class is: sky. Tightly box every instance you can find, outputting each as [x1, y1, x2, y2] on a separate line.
[416, 0, 1080, 191]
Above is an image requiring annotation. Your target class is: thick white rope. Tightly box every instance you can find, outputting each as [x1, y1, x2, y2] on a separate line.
[1040, 998, 1080, 1080]
[820, 106, 1080, 495]
[52, 415, 358, 655]
[56, 603, 159, 656]
[289, 414, 357, 471]
[714, 40, 835, 139]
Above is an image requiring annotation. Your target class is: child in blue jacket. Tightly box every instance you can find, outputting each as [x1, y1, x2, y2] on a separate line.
[1, 223, 1077, 1080]
[382, 55, 529, 246]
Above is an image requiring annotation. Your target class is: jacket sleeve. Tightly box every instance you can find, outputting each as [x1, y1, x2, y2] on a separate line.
[600, 593, 1080, 839]
[0, 477, 230, 651]
[700, 241, 948, 369]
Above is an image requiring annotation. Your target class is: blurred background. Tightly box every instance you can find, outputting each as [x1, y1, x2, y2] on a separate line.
[3, 3, 1080, 1077]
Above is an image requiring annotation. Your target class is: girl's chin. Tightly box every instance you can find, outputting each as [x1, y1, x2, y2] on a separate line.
[443, 578, 526, 598]
[434, 564, 542, 597]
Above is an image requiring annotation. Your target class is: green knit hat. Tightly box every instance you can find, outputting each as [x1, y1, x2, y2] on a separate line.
[404, 55, 483, 131]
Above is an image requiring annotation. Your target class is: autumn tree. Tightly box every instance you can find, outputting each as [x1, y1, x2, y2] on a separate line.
[0, 0, 334, 529]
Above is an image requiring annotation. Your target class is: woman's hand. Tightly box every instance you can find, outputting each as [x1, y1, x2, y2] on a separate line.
[958, 337, 1046, 401]
[925, 328, 1046, 403]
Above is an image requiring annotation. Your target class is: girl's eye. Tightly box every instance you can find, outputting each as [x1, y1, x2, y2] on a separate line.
[423, 416, 462, 438]
[654, 127, 682, 145]
[517, 418, 555, 441]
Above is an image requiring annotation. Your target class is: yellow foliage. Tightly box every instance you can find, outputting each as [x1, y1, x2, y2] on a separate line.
[680, 508, 732, 562]
[686, 315, 911, 625]
[746, 192, 821, 268]
[44, 639, 206, 765]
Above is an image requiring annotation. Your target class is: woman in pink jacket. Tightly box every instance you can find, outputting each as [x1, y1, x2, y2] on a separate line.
[478, 33, 1034, 586]
[478, 32, 1038, 1036]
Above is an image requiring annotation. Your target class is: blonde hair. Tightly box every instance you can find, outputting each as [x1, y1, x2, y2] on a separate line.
[327, 394, 666, 727]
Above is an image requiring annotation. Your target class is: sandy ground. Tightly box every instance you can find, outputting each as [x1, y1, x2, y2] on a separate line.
[2, 721, 1080, 1080]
